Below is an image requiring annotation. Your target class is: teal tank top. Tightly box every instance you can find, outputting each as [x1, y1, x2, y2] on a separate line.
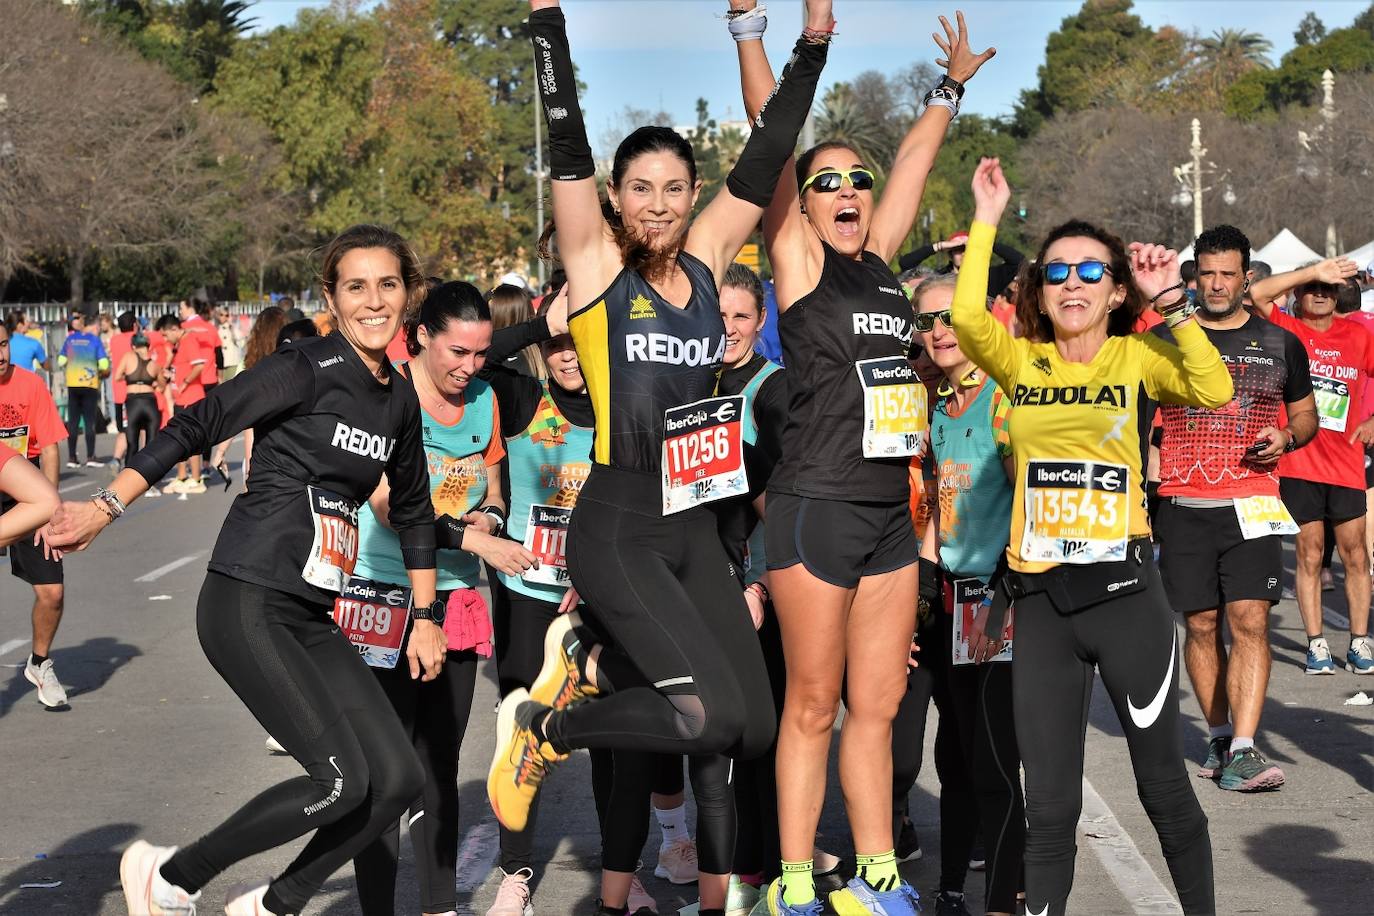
[931, 378, 1013, 582]
[355, 373, 497, 590]
[740, 358, 781, 584]
[498, 383, 594, 602]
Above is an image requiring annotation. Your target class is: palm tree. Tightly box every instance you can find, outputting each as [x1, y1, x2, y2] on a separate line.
[814, 85, 888, 169]
[180, 0, 258, 36]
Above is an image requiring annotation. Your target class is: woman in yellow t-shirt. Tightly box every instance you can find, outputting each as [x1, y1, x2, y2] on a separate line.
[952, 158, 1230, 916]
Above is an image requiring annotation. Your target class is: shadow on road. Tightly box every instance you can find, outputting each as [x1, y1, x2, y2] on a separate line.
[0, 636, 142, 719]
[0, 822, 138, 914]
[1244, 823, 1373, 912]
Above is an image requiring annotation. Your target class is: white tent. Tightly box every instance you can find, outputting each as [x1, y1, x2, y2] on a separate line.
[1341, 239, 1374, 270]
[1254, 228, 1323, 273]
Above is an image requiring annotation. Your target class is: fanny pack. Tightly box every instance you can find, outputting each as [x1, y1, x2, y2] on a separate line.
[1002, 537, 1152, 617]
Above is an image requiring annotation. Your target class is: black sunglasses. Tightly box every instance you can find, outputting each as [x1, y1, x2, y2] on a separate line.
[1041, 260, 1113, 285]
[913, 309, 953, 333]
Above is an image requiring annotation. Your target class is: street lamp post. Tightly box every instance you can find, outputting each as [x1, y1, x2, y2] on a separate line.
[1322, 69, 1337, 257]
[1172, 118, 1233, 241]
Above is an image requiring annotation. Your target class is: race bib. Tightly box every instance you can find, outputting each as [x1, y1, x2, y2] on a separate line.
[302, 486, 360, 592]
[855, 357, 927, 459]
[522, 503, 573, 586]
[950, 578, 1013, 665]
[661, 396, 748, 515]
[1313, 376, 1350, 432]
[332, 576, 411, 669]
[0, 424, 30, 458]
[1233, 495, 1300, 540]
[1022, 460, 1129, 565]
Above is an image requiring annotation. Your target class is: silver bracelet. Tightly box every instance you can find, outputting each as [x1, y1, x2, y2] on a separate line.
[924, 86, 960, 118]
[92, 487, 126, 519]
[727, 5, 767, 41]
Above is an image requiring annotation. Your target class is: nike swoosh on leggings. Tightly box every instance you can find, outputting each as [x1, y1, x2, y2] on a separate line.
[1127, 629, 1176, 730]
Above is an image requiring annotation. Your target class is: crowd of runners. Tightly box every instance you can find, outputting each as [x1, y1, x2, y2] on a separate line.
[1, 1, 1370, 915]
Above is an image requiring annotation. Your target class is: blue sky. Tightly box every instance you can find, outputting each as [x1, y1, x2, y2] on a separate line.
[248, 1, 1371, 142]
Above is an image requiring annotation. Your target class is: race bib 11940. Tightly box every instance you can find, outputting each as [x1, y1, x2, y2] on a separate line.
[1021, 460, 1129, 565]
[302, 486, 360, 592]
[855, 357, 928, 459]
[661, 396, 748, 515]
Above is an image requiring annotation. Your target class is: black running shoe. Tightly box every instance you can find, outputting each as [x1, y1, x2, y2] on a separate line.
[968, 842, 985, 871]
[933, 890, 972, 916]
[896, 818, 923, 862]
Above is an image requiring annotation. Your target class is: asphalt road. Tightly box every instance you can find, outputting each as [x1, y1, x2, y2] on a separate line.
[0, 436, 1369, 914]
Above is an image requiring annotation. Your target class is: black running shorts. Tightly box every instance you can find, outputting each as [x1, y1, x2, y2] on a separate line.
[1155, 501, 1280, 612]
[1279, 477, 1366, 526]
[765, 492, 917, 589]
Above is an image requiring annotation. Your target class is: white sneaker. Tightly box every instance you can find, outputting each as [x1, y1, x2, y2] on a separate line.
[119, 841, 199, 914]
[164, 478, 188, 494]
[224, 880, 273, 915]
[25, 657, 68, 707]
[654, 837, 699, 885]
[486, 867, 534, 915]
[628, 873, 658, 914]
[182, 479, 207, 495]
[265, 735, 286, 754]
[85, 459, 104, 468]
[145, 485, 162, 498]
[65, 461, 80, 469]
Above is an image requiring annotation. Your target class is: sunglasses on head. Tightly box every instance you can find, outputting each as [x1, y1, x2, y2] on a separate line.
[800, 167, 876, 194]
[913, 309, 953, 333]
[1041, 260, 1113, 285]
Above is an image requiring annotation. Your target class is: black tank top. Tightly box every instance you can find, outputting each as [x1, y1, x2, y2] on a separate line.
[127, 353, 156, 386]
[567, 252, 726, 475]
[769, 243, 915, 502]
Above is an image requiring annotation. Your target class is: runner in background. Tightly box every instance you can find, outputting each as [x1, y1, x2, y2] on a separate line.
[155, 314, 208, 495]
[0, 321, 70, 708]
[5, 311, 50, 375]
[182, 299, 224, 483]
[112, 330, 166, 486]
[58, 311, 108, 468]
[1248, 257, 1374, 675]
[1154, 224, 1317, 792]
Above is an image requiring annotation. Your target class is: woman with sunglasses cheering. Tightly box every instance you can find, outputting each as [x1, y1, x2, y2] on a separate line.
[728, 6, 994, 913]
[952, 158, 1228, 916]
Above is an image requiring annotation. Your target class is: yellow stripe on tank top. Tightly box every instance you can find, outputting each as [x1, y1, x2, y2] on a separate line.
[569, 299, 613, 465]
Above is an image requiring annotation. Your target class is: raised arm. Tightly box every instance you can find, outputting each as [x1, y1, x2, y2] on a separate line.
[1131, 244, 1232, 410]
[950, 158, 1021, 393]
[686, 0, 833, 282]
[1248, 256, 1357, 318]
[867, 12, 995, 263]
[528, 1, 618, 303]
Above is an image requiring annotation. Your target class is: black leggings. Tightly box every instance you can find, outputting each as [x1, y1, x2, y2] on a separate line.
[353, 644, 479, 915]
[550, 465, 774, 760]
[159, 573, 424, 915]
[929, 612, 1023, 911]
[124, 392, 160, 462]
[66, 387, 100, 462]
[1014, 569, 1213, 916]
[732, 602, 787, 879]
[889, 615, 936, 842]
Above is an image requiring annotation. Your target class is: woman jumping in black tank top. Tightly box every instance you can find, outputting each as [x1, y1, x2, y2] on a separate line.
[485, 2, 831, 913]
[729, 5, 995, 912]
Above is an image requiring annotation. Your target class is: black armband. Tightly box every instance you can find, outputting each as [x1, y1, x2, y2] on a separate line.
[916, 556, 942, 626]
[398, 520, 437, 570]
[435, 514, 468, 550]
[529, 8, 595, 182]
[725, 37, 829, 208]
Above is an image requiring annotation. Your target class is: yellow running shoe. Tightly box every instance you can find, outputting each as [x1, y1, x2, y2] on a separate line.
[528, 611, 599, 711]
[488, 688, 563, 832]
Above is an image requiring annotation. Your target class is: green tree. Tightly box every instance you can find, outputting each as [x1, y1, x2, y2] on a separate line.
[1294, 11, 1327, 47]
[1226, 25, 1374, 117]
[80, 0, 256, 93]
[815, 84, 888, 168]
[1356, 3, 1374, 39]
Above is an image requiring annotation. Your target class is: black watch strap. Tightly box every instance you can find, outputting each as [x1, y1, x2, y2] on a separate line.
[937, 74, 965, 98]
[412, 597, 446, 624]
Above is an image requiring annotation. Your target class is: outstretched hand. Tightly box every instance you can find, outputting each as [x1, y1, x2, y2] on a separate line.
[804, 0, 835, 33]
[971, 157, 1011, 225]
[1128, 242, 1183, 302]
[543, 283, 571, 336]
[1312, 257, 1358, 285]
[934, 11, 995, 84]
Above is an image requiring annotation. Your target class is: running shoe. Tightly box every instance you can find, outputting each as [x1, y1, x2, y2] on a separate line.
[829, 877, 921, 916]
[164, 478, 188, 494]
[932, 890, 971, 916]
[25, 657, 68, 708]
[119, 841, 199, 915]
[725, 875, 761, 916]
[1347, 636, 1374, 674]
[145, 485, 162, 498]
[85, 458, 104, 468]
[1196, 736, 1230, 779]
[1305, 637, 1337, 675]
[1321, 568, 1335, 591]
[265, 735, 286, 754]
[895, 819, 922, 862]
[1218, 746, 1285, 792]
[764, 879, 822, 916]
[528, 611, 599, 711]
[182, 479, 207, 495]
[223, 880, 270, 915]
[812, 857, 850, 896]
[65, 460, 80, 469]
[968, 841, 985, 871]
[486, 867, 534, 916]
[654, 836, 699, 884]
[628, 872, 658, 914]
[487, 688, 563, 832]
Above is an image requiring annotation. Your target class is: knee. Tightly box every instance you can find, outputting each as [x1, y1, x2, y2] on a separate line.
[1184, 610, 1218, 644]
[1227, 611, 1269, 647]
[1023, 782, 1082, 831]
[783, 679, 842, 737]
[372, 749, 425, 815]
[33, 586, 63, 613]
[307, 754, 371, 823]
[670, 693, 743, 754]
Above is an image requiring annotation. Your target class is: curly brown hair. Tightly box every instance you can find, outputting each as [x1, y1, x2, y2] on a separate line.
[1017, 220, 1145, 343]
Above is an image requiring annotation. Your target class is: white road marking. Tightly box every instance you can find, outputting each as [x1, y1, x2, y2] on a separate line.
[1324, 606, 1351, 630]
[135, 553, 204, 583]
[0, 638, 29, 658]
[58, 480, 95, 494]
[1079, 776, 1182, 914]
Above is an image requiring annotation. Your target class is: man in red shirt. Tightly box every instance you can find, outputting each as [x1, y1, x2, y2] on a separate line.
[0, 322, 71, 707]
[156, 314, 208, 494]
[1251, 256, 1374, 676]
[1156, 225, 1318, 790]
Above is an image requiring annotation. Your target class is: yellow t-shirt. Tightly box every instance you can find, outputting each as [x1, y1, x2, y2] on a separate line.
[952, 221, 1233, 573]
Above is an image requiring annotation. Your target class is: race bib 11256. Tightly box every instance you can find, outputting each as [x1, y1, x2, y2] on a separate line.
[661, 396, 748, 515]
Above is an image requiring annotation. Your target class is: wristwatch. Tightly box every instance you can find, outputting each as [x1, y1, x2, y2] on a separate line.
[1282, 429, 1299, 453]
[479, 505, 507, 537]
[412, 597, 447, 626]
